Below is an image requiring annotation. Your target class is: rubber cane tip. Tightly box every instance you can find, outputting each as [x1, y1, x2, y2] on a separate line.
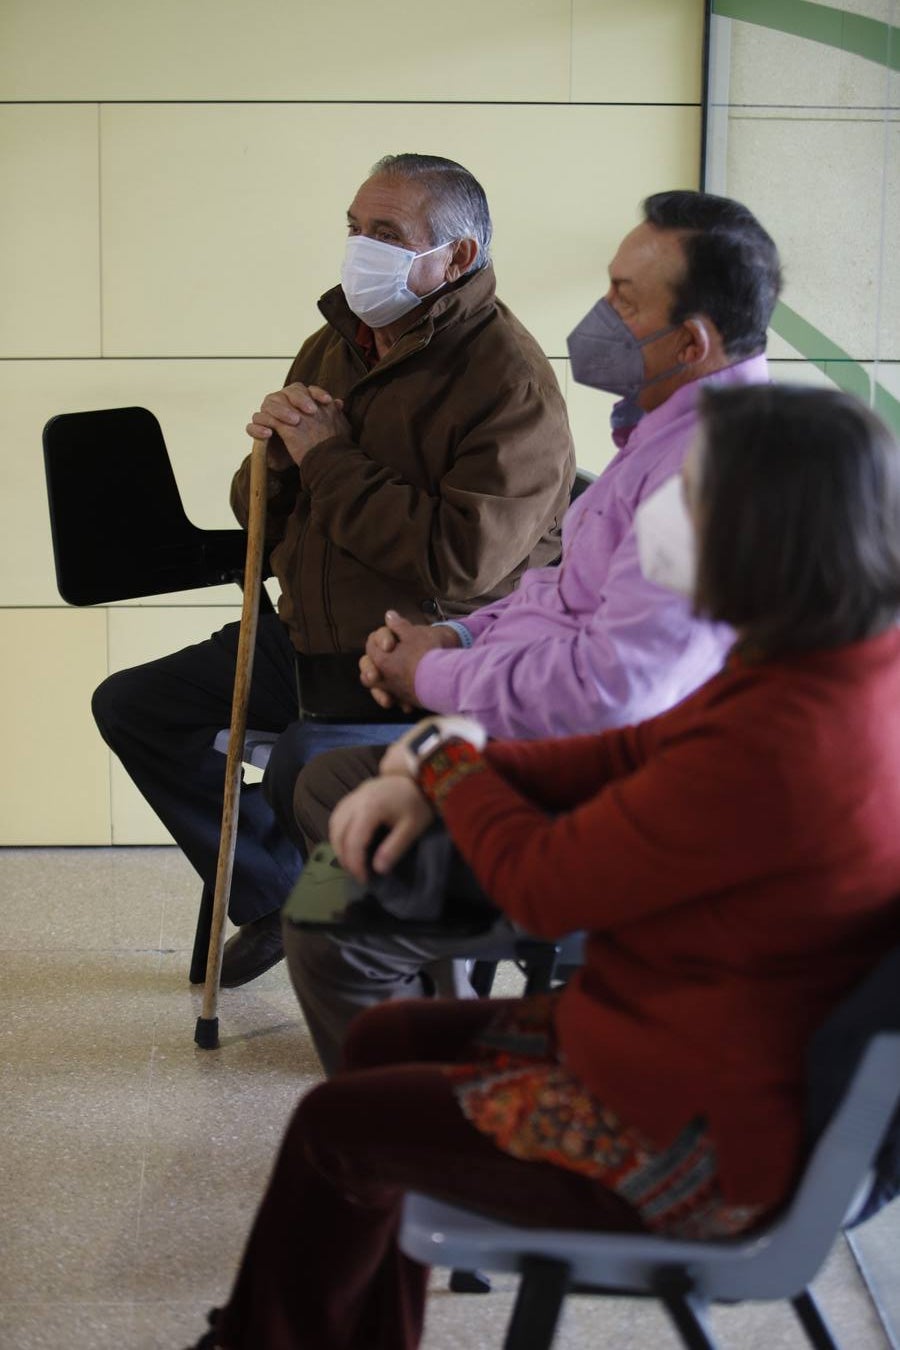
[194, 1015, 220, 1050]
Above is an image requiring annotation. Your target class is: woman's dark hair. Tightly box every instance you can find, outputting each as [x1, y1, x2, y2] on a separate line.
[695, 384, 900, 656]
[643, 191, 782, 360]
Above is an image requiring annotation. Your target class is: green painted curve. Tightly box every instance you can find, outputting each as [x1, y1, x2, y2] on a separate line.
[711, 0, 898, 70]
[771, 301, 900, 433]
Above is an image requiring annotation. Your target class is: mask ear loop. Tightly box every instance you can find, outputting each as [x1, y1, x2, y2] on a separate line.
[412, 240, 457, 302]
[634, 321, 691, 394]
[637, 321, 681, 349]
[415, 240, 454, 261]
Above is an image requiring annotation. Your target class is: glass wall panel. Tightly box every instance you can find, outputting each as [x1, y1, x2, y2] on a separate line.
[704, 0, 899, 431]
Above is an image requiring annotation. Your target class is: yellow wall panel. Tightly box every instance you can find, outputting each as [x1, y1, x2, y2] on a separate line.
[483, 106, 700, 354]
[0, 0, 705, 845]
[0, 358, 286, 608]
[106, 606, 242, 844]
[562, 365, 619, 478]
[0, 105, 101, 358]
[0, 609, 110, 844]
[546, 357, 614, 478]
[100, 103, 700, 359]
[0, 0, 571, 103]
[572, 0, 705, 104]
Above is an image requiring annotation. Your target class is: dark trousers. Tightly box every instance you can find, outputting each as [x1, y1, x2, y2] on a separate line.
[216, 998, 643, 1350]
[92, 614, 304, 924]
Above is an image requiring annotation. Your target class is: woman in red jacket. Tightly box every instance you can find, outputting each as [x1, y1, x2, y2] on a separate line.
[191, 385, 900, 1350]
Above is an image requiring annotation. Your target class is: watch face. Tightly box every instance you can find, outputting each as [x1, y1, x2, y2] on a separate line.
[408, 723, 441, 757]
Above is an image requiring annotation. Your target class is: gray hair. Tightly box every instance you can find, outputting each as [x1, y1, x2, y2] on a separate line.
[370, 153, 492, 274]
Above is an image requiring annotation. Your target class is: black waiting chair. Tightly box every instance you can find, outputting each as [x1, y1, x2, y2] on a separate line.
[400, 942, 900, 1348]
[43, 405, 274, 982]
[469, 933, 584, 999]
[43, 406, 267, 608]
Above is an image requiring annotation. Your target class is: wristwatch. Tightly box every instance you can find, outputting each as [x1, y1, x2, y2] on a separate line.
[402, 716, 487, 774]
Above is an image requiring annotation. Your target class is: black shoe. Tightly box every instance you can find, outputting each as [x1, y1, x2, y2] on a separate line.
[220, 911, 284, 987]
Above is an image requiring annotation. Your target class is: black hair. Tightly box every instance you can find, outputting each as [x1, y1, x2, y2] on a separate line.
[643, 190, 782, 360]
[695, 384, 900, 656]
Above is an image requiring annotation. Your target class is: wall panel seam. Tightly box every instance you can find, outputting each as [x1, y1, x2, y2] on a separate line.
[1, 99, 702, 109]
[97, 103, 104, 358]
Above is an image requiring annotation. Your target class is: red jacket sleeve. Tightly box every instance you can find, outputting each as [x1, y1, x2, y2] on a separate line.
[483, 724, 649, 813]
[439, 695, 794, 940]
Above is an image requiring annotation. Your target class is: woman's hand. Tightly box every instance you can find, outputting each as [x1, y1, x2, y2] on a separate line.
[329, 776, 435, 883]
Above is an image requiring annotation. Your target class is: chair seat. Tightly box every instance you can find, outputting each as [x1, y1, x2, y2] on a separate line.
[213, 728, 279, 770]
[402, 1192, 785, 1301]
[400, 1032, 900, 1306]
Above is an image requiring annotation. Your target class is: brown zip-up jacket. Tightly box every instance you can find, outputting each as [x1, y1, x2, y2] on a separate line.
[231, 264, 575, 653]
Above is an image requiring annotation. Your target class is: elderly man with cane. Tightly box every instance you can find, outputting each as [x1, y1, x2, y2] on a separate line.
[91, 153, 575, 989]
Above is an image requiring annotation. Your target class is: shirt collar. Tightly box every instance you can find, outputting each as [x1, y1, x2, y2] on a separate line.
[610, 352, 771, 449]
[354, 320, 379, 369]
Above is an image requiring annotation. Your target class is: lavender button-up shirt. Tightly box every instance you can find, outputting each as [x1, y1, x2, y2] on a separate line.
[414, 355, 769, 739]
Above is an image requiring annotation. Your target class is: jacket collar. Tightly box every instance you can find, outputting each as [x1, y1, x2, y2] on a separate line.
[317, 263, 498, 367]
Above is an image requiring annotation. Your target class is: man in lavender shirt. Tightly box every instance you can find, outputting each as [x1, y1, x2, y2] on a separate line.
[281, 190, 783, 1074]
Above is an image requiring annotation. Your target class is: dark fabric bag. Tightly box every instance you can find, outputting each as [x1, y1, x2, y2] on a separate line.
[366, 821, 498, 923]
[282, 827, 498, 938]
[294, 651, 421, 724]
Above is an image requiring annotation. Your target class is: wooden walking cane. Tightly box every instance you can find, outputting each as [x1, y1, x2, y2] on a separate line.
[195, 438, 269, 1050]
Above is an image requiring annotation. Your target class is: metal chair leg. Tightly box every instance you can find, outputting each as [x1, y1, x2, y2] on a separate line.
[470, 959, 499, 997]
[189, 883, 214, 984]
[521, 943, 561, 995]
[655, 1269, 720, 1350]
[791, 1289, 842, 1350]
[503, 1256, 570, 1349]
[661, 1293, 720, 1350]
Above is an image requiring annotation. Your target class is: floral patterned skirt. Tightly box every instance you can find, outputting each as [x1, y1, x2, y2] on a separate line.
[443, 994, 763, 1240]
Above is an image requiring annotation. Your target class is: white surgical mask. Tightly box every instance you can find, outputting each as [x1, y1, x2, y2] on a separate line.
[634, 474, 696, 597]
[341, 235, 450, 328]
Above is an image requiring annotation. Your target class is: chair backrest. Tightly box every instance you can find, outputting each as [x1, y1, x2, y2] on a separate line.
[570, 467, 596, 502]
[43, 406, 248, 605]
[711, 1028, 900, 1300]
[806, 942, 900, 1224]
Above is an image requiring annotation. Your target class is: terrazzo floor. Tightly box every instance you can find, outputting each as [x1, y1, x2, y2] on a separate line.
[0, 846, 892, 1350]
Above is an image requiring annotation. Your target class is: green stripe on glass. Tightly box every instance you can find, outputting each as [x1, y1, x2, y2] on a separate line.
[874, 383, 900, 433]
[711, 0, 898, 71]
[770, 301, 900, 434]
